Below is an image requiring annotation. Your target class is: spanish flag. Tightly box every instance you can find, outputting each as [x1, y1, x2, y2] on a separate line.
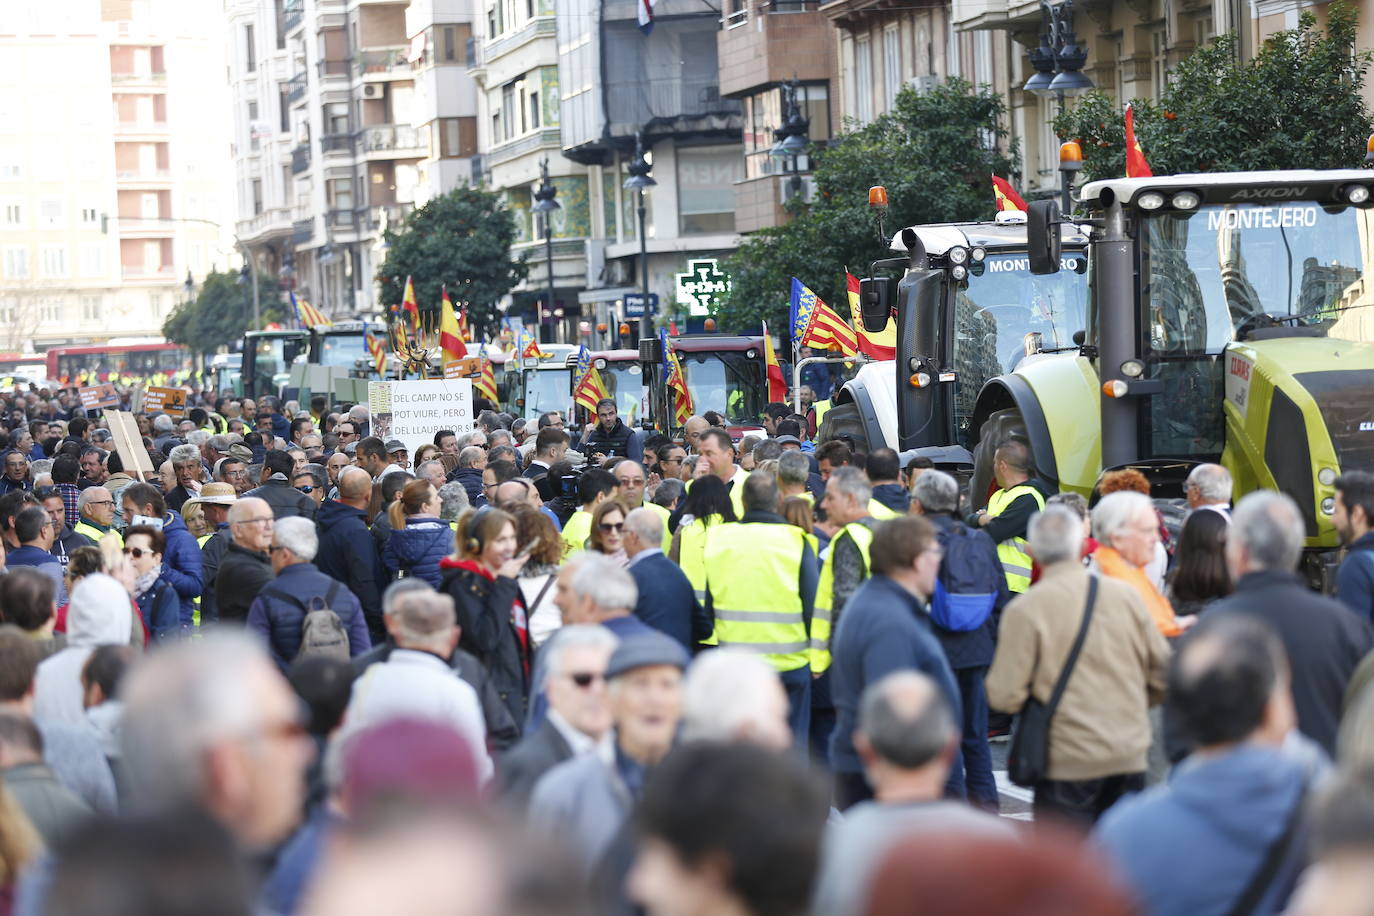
[991, 174, 1028, 212]
[1125, 104, 1153, 178]
[439, 285, 467, 363]
[762, 320, 788, 404]
[401, 275, 421, 336]
[847, 271, 896, 360]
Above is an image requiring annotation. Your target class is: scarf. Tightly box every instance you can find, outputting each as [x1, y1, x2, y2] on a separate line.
[1093, 546, 1181, 637]
[132, 568, 161, 601]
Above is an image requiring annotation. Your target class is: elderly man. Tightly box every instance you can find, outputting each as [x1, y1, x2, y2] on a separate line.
[0, 449, 31, 496]
[987, 504, 1171, 825]
[120, 633, 315, 850]
[1185, 462, 1233, 520]
[165, 443, 204, 512]
[216, 456, 253, 495]
[77, 447, 108, 489]
[292, 465, 326, 510]
[324, 451, 351, 492]
[497, 624, 618, 806]
[1207, 491, 1374, 756]
[624, 506, 706, 652]
[1092, 491, 1190, 639]
[247, 517, 369, 672]
[529, 632, 688, 877]
[74, 486, 120, 546]
[216, 496, 277, 623]
[679, 649, 791, 749]
[316, 467, 386, 639]
[385, 439, 410, 471]
[447, 445, 488, 508]
[202, 433, 234, 471]
[683, 415, 710, 456]
[415, 458, 446, 494]
[614, 460, 671, 543]
[187, 482, 236, 625]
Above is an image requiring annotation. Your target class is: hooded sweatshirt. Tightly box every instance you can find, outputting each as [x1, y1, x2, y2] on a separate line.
[1094, 741, 1323, 916]
[33, 574, 133, 726]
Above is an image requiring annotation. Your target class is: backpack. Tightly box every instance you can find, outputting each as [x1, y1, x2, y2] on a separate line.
[929, 522, 1000, 632]
[262, 581, 351, 662]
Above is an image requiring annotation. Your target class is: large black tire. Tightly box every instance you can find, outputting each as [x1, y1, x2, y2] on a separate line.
[970, 408, 1028, 511]
[818, 401, 870, 453]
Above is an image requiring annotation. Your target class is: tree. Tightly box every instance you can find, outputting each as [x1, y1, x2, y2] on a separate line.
[163, 271, 284, 355]
[715, 78, 1018, 333]
[376, 186, 528, 340]
[1055, 5, 1373, 183]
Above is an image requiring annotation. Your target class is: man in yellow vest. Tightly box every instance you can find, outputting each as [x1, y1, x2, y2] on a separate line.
[185, 482, 237, 626]
[968, 438, 1048, 594]
[703, 472, 817, 742]
[74, 487, 121, 547]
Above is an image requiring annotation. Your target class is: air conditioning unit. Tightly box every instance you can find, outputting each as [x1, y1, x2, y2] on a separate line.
[606, 259, 632, 287]
[906, 75, 939, 94]
[360, 84, 384, 100]
[778, 174, 818, 205]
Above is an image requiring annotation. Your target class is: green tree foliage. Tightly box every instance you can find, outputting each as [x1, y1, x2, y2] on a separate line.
[376, 186, 528, 339]
[716, 78, 1018, 332]
[163, 271, 284, 355]
[1055, 5, 1373, 182]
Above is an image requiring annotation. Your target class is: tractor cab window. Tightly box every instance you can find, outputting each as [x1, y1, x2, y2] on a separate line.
[679, 351, 765, 424]
[1141, 202, 1374, 458]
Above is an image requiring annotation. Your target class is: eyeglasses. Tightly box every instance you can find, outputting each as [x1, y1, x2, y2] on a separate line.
[568, 671, 605, 688]
[620, 479, 645, 488]
[599, 522, 624, 533]
[268, 544, 286, 553]
[123, 546, 154, 559]
[659, 457, 683, 465]
[296, 485, 316, 493]
[233, 516, 275, 527]
[86, 499, 114, 507]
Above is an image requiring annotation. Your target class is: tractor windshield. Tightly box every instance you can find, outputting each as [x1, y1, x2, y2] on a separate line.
[601, 362, 644, 424]
[1141, 202, 1374, 457]
[317, 332, 367, 368]
[678, 350, 766, 424]
[523, 368, 570, 420]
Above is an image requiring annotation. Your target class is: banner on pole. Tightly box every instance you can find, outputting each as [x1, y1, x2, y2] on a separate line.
[78, 384, 120, 410]
[143, 386, 187, 418]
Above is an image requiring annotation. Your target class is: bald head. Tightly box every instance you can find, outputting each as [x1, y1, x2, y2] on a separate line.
[227, 497, 271, 526]
[858, 670, 957, 770]
[337, 466, 372, 503]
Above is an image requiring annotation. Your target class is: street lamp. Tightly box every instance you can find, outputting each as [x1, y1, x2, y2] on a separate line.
[532, 157, 561, 344]
[769, 80, 811, 202]
[623, 130, 656, 343]
[1023, 0, 1094, 97]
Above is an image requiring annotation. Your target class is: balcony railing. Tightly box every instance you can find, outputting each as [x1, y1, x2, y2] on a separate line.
[121, 264, 174, 279]
[114, 119, 168, 133]
[355, 46, 408, 77]
[283, 0, 303, 31]
[317, 58, 349, 78]
[356, 124, 422, 154]
[115, 169, 171, 181]
[293, 218, 313, 244]
[326, 209, 358, 230]
[115, 217, 176, 233]
[111, 71, 166, 84]
[321, 134, 352, 154]
[291, 144, 311, 173]
[287, 73, 307, 103]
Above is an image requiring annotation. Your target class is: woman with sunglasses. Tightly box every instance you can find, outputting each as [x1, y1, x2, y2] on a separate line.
[383, 479, 451, 588]
[122, 524, 180, 643]
[587, 499, 629, 566]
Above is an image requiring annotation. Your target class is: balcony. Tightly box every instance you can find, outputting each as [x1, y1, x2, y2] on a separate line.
[237, 207, 295, 242]
[355, 124, 422, 158]
[287, 72, 307, 103]
[114, 217, 176, 238]
[293, 217, 313, 244]
[326, 209, 358, 230]
[291, 144, 311, 174]
[283, 0, 303, 32]
[320, 134, 352, 155]
[355, 46, 408, 78]
[357, 201, 414, 232]
[115, 168, 172, 186]
[122, 264, 175, 280]
[110, 71, 167, 90]
[114, 119, 169, 139]
[316, 58, 349, 79]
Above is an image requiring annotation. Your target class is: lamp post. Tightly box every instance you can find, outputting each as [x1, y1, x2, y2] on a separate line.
[623, 130, 656, 343]
[531, 157, 561, 344]
[769, 80, 811, 203]
[1022, 0, 1094, 97]
[235, 243, 261, 331]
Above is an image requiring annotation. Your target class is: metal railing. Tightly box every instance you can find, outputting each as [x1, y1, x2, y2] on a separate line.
[114, 120, 168, 132]
[355, 124, 422, 154]
[115, 169, 171, 180]
[287, 73, 307, 103]
[111, 71, 167, 84]
[320, 134, 352, 154]
[355, 46, 408, 77]
[291, 144, 311, 174]
[121, 264, 173, 278]
[283, 0, 303, 31]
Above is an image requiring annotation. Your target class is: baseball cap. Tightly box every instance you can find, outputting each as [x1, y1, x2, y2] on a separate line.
[385, 439, 406, 453]
[775, 435, 802, 446]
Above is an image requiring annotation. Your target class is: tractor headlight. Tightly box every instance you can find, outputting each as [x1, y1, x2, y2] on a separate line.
[970, 247, 987, 262]
[1137, 191, 1166, 211]
[1318, 467, 1338, 486]
[1120, 359, 1146, 378]
[1322, 497, 1337, 515]
[947, 246, 969, 265]
[1170, 190, 1201, 210]
[951, 264, 968, 281]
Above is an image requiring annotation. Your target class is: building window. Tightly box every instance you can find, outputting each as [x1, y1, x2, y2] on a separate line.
[500, 82, 518, 142]
[326, 177, 354, 212]
[528, 88, 540, 131]
[79, 243, 103, 276]
[883, 27, 902, 111]
[677, 145, 744, 235]
[252, 179, 263, 215]
[81, 207, 98, 226]
[1152, 27, 1169, 98]
[81, 295, 102, 322]
[0, 161, 19, 181]
[854, 38, 874, 124]
[324, 102, 349, 137]
[38, 298, 61, 323]
[0, 299, 13, 324]
[245, 24, 257, 72]
[40, 246, 66, 278]
[38, 199, 63, 229]
[1, 202, 20, 226]
[248, 100, 259, 122]
[149, 293, 163, 317]
[279, 84, 290, 132]
[439, 117, 477, 158]
[2, 246, 26, 278]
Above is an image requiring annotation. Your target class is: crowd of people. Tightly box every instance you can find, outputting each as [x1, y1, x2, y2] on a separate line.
[1, 384, 1374, 915]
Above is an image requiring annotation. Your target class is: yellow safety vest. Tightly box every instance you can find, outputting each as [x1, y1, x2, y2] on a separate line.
[811, 521, 875, 674]
[674, 514, 721, 647]
[686, 469, 749, 519]
[635, 500, 673, 548]
[868, 498, 899, 520]
[704, 521, 810, 673]
[74, 521, 122, 547]
[987, 483, 1046, 593]
[561, 509, 593, 557]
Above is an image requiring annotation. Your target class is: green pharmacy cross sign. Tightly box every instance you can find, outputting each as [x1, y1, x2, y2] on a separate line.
[675, 258, 732, 317]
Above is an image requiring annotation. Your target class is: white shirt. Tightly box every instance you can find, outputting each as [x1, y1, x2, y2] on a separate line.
[347, 648, 494, 784]
[547, 709, 614, 764]
[375, 463, 405, 482]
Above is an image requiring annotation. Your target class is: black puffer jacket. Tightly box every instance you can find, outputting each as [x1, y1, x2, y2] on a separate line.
[438, 560, 528, 727]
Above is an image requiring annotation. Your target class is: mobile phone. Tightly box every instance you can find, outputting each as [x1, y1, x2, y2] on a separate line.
[515, 537, 541, 560]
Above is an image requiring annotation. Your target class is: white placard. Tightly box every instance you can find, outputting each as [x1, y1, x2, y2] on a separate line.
[368, 378, 475, 459]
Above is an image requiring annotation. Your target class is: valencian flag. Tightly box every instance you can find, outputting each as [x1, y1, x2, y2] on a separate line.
[291, 291, 330, 328]
[475, 345, 499, 403]
[439, 285, 467, 363]
[1125, 103, 1153, 178]
[401, 275, 421, 337]
[846, 271, 896, 360]
[761, 320, 788, 404]
[573, 344, 609, 414]
[519, 328, 549, 360]
[364, 322, 388, 376]
[991, 174, 1028, 212]
[660, 329, 693, 425]
[790, 278, 858, 356]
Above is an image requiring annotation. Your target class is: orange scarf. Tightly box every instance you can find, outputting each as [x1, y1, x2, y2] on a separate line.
[1094, 546, 1181, 637]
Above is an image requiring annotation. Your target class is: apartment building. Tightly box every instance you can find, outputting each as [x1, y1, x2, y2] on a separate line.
[0, 0, 233, 351]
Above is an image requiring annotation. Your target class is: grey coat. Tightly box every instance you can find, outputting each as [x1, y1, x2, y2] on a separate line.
[528, 752, 630, 874]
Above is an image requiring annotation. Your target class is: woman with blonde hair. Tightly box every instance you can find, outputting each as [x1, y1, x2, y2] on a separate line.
[507, 504, 564, 648]
[382, 478, 450, 587]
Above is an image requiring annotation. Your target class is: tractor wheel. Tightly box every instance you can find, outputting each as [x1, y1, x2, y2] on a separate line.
[818, 401, 870, 453]
[970, 408, 1029, 511]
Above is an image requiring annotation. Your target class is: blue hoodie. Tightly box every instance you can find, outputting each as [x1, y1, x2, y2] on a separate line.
[159, 510, 203, 627]
[1094, 742, 1322, 916]
[383, 516, 453, 588]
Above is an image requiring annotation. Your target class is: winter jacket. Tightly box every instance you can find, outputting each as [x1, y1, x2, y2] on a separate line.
[215, 541, 274, 623]
[927, 513, 1007, 671]
[447, 466, 487, 508]
[315, 500, 385, 637]
[581, 419, 642, 462]
[246, 562, 370, 672]
[383, 516, 453, 587]
[870, 482, 911, 514]
[7, 545, 68, 607]
[198, 525, 231, 625]
[159, 510, 203, 627]
[1336, 531, 1374, 624]
[135, 576, 181, 643]
[438, 558, 529, 726]
[243, 476, 317, 520]
[50, 526, 95, 569]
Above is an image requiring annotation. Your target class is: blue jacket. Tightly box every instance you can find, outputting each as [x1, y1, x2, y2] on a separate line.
[159, 511, 202, 627]
[1336, 532, 1374, 624]
[7, 546, 67, 607]
[871, 482, 911, 514]
[135, 577, 181, 642]
[447, 466, 487, 508]
[383, 516, 453, 588]
[269, 412, 290, 440]
[246, 562, 371, 672]
[1095, 744, 1320, 916]
[315, 500, 384, 631]
[830, 574, 963, 782]
[628, 551, 708, 651]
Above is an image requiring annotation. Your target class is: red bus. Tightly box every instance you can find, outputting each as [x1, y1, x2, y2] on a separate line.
[47, 341, 189, 385]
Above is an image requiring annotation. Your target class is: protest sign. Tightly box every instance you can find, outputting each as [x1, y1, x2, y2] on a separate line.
[105, 410, 155, 480]
[78, 383, 120, 410]
[367, 378, 475, 460]
[143, 386, 186, 418]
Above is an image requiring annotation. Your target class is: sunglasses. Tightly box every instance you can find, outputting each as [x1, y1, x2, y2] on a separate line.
[599, 522, 624, 533]
[569, 672, 604, 688]
[296, 485, 316, 493]
[124, 546, 154, 559]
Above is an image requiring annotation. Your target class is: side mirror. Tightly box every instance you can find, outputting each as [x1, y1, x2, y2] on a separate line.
[859, 277, 894, 332]
[1027, 199, 1062, 275]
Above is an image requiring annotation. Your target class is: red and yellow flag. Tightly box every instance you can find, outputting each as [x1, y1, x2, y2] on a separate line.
[991, 174, 1028, 212]
[401, 275, 421, 337]
[439, 285, 467, 364]
[573, 346, 609, 414]
[365, 324, 388, 377]
[1125, 104, 1153, 178]
[660, 331, 693, 426]
[761, 320, 788, 404]
[793, 281, 859, 357]
[457, 306, 471, 342]
[846, 271, 896, 360]
[475, 346, 499, 403]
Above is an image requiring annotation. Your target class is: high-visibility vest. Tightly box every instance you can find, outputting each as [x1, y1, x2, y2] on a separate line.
[868, 498, 899, 520]
[636, 500, 673, 548]
[74, 521, 122, 547]
[686, 468, 749, 519]
[561, 509, 593, 557]
[987, 483, 1045, 593]
[811, 521, 874, 674]
[674, 514, 722, 647]
[704, 521, 810, 673]
[813, 399, 831, 428]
